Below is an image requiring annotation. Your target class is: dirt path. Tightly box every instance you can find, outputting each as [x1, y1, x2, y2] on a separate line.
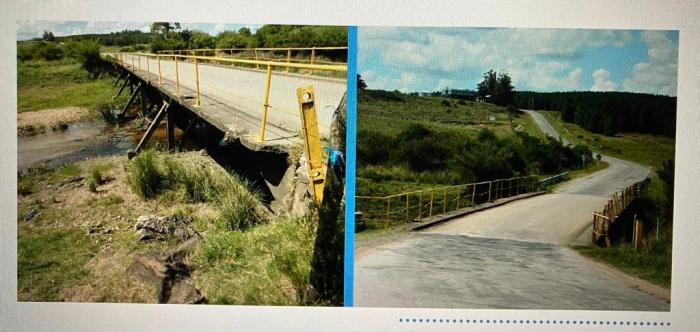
[354, 110, 667, 310]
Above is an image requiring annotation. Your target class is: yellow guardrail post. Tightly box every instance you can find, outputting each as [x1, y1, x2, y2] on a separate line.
[310, 47, 316, 74]
[286, 48, 291, 72]
[296, 85, 325, 203]
[146, 56, 150, 82]
[175, 55, 180, 97]
[254, 49, 260, 69]
[131, 54, 135, 69]
[259, 64, 272, 141]
[194, 56, 201, 107]
[138, 55, 141, 72]
[471, 183, 477, 206]
[157, 55, 162, 84]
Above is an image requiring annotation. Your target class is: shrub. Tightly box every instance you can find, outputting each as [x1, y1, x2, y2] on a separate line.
[126, 150, 164, 199]
[66, 40, 106, 76]
[213, 175, 268, 231]
[17, 41, 64, 62]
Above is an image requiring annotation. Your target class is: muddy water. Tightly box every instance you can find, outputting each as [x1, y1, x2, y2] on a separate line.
[18, 120, 138, 170]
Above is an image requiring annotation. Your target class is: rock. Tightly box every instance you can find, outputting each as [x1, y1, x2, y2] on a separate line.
[167, 281, 205, 304]
[134, 214, 194, 242]
[127, 253, 168, 285]
[198, 149, 208, 156]
[23, 208, 41, 222]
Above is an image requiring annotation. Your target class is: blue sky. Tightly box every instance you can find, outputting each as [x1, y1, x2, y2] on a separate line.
[359, 27, 678, 96]
[17, 21, 261, 41]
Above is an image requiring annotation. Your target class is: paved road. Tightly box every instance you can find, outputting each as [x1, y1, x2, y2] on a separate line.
[120, 54, 346, 137]
[521, 109, 568, 144]
[355, 111, 666, 310]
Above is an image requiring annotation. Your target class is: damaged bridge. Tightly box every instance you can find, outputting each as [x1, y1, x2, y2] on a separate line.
[108, 48, 347, 214]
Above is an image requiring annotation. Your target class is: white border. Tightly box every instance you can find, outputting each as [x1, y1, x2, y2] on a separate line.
[2, 1, 699, 331]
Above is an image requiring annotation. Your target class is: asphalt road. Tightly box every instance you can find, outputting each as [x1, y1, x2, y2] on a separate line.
[355, 110, 666, 310]
[121, 54, 346, 137]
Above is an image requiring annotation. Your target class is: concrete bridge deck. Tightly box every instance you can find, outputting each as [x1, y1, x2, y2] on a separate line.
[111, 53, 346, 150]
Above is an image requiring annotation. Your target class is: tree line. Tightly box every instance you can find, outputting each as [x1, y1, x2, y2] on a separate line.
[513, 91, 676, 137]
[148, 23, 347, 60]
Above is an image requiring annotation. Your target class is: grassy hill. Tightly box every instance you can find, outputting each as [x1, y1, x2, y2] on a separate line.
[357, 90, 593, 197]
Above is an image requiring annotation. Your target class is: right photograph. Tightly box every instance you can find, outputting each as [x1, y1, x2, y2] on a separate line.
[354, 27, 676, 311]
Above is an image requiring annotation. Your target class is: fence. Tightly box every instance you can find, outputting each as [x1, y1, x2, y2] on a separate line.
[592, 178, 650, 247]
[110, 49, 347, 142]
[356, 176, 539, 227]
[157, 47, 347, 68]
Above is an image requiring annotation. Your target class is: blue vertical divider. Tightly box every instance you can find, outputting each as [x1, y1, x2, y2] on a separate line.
[343, 25, 358, 307]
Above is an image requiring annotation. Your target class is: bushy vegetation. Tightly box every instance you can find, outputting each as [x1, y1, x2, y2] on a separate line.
[514, 91, 676, 137]
[17, 41, 63, 61]
[357, 89, 593, 198]
[125, 150, 269, 231]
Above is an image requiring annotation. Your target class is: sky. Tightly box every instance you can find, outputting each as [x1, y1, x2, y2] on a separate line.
[359, 27, 679, 96]
[17, 21, 261, 41]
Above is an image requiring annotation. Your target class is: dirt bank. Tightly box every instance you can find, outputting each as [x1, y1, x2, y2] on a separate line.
[18, 107, 93, 136]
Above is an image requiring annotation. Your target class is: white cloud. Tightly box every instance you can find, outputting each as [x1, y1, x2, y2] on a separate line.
[591, 68, 617, 91]
[622, 31, 678, 96]
[359, 27, 632, 92]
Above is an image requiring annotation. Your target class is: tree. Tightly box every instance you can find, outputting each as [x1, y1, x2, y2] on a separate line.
[150, 22, 181, 38]
[187, 30, 215, 49]
[42, 30, 55, 42]
[476, 70, 515, 106]
[357, 74, 367, 90]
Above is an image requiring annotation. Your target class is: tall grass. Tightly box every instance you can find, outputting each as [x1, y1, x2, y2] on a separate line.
[126, 150, 166, 199]
[188, 216, 317, 305]
[125, 150, 269, 230]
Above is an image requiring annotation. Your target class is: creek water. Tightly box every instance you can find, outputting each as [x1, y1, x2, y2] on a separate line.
[18, 120, 139, 170]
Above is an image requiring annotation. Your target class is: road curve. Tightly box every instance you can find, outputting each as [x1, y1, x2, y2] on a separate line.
[354, 110, 665, 310]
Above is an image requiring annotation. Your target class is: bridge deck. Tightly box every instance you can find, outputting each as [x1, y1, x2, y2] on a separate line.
[114, 54, 346, 150]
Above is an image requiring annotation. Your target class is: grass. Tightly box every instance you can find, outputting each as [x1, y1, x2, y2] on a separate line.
[18, 152, 319, 304]
[17, 59, 121, 113]
[573, 227, 672, 288]
[540, 111, 675, 170]
[17, 228, 98, 301]
[359, 90, 520, 137]
[188, 216, 317, 305]
[125, 150, 270, 230]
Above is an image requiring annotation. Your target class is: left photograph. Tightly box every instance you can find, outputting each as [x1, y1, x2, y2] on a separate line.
[16, 22, 348, 305]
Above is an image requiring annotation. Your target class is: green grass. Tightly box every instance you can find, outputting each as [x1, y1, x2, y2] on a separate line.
[126, 150, 269, 230]
[17, 228, 99, 301]
[188, 216, 317, 305]
[573, 228, 672, 288]
[17, 59, 119, 113]
[540, 111, 675, 170]
[359, 91, 527, 139]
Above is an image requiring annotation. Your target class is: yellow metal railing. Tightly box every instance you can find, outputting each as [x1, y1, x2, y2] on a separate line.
[356, 176, 539, 227]
[157, 47, 347, 68]
[592, 178, 649, 247]
[110, 50, 347, 142]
